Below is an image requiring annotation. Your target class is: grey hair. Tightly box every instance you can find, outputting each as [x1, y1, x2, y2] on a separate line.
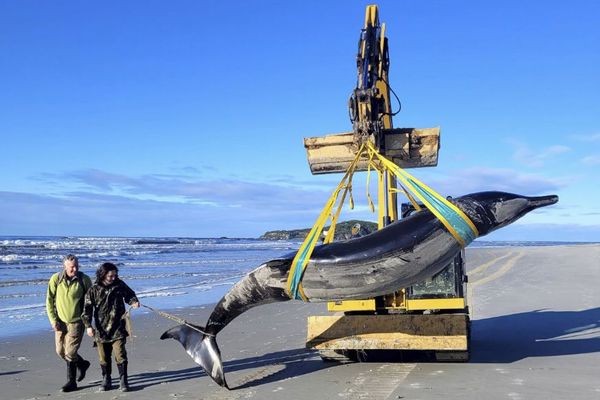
[62, 254, 79, 267]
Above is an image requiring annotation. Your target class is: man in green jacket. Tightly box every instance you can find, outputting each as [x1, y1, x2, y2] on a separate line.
[46, 254, 93, 392]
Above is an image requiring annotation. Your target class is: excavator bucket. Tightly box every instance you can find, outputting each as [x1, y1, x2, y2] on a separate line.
[304, 127, 440, 175]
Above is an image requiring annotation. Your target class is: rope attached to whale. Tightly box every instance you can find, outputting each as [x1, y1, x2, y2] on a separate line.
[141, 304, 215, 336]
[286, 141, 479, 302]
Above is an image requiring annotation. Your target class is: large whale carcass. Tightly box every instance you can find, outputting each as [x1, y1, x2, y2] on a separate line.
[161, 191, 558, 388]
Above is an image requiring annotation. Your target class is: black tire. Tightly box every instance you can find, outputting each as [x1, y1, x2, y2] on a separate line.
[318, 349, 358, 363]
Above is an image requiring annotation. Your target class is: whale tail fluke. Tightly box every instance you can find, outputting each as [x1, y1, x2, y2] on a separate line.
[160, 325, 228, 389]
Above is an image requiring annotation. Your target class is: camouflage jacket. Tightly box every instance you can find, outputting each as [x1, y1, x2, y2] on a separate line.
[82, 279, 138, 343]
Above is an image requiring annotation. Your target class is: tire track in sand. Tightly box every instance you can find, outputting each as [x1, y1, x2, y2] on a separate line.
[469, 251, 524, 288]
[338, 363, 416, 399]
[468, 251, 524, 319]
[468, 251, 515, 278]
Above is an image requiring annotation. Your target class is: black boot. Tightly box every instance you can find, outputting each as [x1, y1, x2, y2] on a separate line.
[99, 363, 112, 392]
[61, 361, 78, 392]
[76, 356, 90, 382]
[117, 361, 129, 392]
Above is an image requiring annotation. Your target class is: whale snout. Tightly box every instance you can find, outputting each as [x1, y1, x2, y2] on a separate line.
[527, 194, 559, 209]
[457, 191, 560, 236]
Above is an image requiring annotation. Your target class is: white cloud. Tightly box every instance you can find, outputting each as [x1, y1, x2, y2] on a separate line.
[419, 167, 566, 197]
[0, 190, 322, 237]
[581, 155, 600, 166]
[570, 133, 600, 142]
[510, 140, 571, 168]
[13, 164, 577, 238]
[35, 169, 332, 212]
[2, 190, 595, 241]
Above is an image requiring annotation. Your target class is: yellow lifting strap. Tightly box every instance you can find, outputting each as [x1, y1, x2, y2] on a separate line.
[287, 143, 367, 301]
[365, 142, 479, 247]
[286, 142, 479, 302]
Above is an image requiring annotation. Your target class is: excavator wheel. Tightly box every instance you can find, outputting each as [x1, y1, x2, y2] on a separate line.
[318, 349, 358, 363]
[434, 351, 470, 362]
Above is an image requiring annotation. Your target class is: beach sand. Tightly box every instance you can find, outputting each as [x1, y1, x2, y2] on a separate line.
[1, 245, 599, 399]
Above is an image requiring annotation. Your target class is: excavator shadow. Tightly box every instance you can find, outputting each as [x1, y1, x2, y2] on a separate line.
[470, 307, 600, 363]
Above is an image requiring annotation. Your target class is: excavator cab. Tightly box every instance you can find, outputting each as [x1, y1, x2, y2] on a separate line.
[401, 202, 467, 304]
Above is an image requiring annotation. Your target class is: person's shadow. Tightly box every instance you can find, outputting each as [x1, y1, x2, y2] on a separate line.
[471, 307, 600, 363]
[0, 370, 26, 377]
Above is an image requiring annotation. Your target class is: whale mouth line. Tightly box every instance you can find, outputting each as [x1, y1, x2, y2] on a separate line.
[528, 195, 559, 209]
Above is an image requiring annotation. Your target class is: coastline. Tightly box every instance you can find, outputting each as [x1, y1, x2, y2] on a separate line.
[1, 244, 599, 399]
[2, 240, 597, 341]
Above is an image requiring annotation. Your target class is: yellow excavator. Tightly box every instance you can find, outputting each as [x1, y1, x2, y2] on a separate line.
[304, 5, 470, 362]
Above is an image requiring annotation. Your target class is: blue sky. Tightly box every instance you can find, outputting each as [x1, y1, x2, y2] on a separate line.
[1, 1, 598, 241]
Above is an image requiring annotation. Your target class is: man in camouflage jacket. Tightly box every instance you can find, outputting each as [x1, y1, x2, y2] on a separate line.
[82, 262, 139, 392]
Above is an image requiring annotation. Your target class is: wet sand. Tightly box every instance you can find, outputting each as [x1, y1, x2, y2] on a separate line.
[1, 245, 599, 399]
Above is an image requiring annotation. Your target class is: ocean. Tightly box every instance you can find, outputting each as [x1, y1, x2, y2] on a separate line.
[0, 236, 299, 338]
[0, 235, 592, 338]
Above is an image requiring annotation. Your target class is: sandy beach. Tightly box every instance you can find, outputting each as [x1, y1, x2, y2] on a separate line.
[1, 245, 599, 400]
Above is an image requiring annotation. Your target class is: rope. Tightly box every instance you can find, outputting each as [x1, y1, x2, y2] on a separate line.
[141, 304, 214, 336]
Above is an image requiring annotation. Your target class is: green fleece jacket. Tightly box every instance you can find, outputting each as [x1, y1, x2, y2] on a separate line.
[46, 271, 92, 324]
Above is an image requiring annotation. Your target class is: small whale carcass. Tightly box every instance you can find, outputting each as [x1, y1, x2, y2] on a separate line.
[161, 191, 558, 388]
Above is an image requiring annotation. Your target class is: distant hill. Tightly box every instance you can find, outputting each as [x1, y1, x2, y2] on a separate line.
[259, 220, 378, 241]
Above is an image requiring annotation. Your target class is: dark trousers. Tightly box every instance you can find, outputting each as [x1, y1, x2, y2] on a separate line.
[97, 338, 127, 365]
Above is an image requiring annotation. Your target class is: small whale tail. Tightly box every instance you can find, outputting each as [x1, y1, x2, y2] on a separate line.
[160, 324, 228, 389]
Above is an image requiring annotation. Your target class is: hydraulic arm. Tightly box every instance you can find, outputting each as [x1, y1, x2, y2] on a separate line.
[349, 5, 393, 150]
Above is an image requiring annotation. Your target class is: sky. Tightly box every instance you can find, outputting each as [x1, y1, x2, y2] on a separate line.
[0, 0, 599, 241]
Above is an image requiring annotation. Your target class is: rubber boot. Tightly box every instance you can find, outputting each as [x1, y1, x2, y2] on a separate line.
[61, 361, 78, 392]
[99, 363, 112, 392]
[117, 361, 129, 392]
[76, 356, 90, 382]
